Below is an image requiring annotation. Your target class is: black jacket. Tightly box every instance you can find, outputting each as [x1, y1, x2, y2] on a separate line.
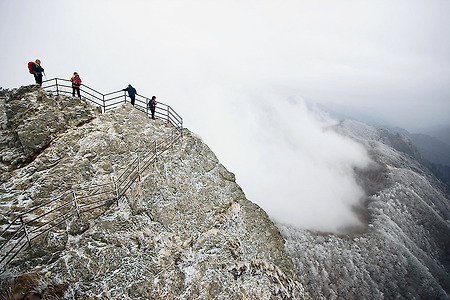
[123, 85, 137, 98]
[148, 99, 156, 110]
[32, 63, 44, 75]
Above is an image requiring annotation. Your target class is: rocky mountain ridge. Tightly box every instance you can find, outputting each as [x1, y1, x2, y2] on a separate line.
[1, 85, 449, 299]
[0, 85, 308, 299]
[278, 120, 450, 299]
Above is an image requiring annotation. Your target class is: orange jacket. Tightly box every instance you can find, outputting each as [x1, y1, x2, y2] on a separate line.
[70, 74, 82, 87]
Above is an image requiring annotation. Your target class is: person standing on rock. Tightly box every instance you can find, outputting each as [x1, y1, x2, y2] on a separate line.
[31, 59, 44, 86]
[123, 84, 137, 106]
[148, 96, 157, 119]
[70, 72, 82, 98]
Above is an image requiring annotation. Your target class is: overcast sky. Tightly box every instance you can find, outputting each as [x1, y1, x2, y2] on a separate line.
[1, 0, 449, 232]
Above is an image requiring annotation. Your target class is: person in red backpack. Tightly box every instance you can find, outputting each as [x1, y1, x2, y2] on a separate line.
[70, 72, 82, 98]
[31, 59, 44, 86]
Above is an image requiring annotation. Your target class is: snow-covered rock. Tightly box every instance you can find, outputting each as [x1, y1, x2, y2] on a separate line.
[0, 87, 308, 299]
[2, 86, 448, 299]
[280, 119, 450, 299]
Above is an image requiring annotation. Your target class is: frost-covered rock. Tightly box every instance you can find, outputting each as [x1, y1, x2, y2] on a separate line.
[280, 120, 450, 300]
[0, 85, 98, 175]
[0, 87, 308, 299]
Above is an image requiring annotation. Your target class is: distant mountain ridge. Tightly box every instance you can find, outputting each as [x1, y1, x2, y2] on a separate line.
[387, 127, 450, 167]
[423, 126, 450, 146]
[314, 101, 450, 187]
[280, 119, 450, 299]
[385, 127, 450, 186]
[409, 133, 450, 166]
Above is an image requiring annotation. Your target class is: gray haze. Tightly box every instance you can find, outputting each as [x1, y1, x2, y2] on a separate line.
[1, 0, 449, 232]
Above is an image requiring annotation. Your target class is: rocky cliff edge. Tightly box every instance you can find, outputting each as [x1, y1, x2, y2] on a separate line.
[0, 85, 309, 299]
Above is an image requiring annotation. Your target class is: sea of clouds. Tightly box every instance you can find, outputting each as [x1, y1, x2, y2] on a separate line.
[186, 84, 372, 233]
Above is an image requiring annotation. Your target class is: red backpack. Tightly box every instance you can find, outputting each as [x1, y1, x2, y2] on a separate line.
[74, 75, 81, 85]
[28, 62, 34, 74]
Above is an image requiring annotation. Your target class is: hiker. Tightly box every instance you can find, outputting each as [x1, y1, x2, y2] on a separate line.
[122, 84, 137, 106]
[30, 59, 44, 86]
[70, 72, 82, 98]
[148, 96, 157, 119]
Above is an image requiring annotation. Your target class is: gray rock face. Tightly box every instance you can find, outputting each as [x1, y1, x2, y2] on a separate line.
[0, 87, 308, 299]
[0, 85, 98, 174]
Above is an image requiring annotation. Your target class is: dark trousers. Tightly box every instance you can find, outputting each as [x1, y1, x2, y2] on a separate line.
[130, 96, 135, 106]
[72, 86, 81, 98]
[34, 74, 43, 86]
[150, 108, 155, 119]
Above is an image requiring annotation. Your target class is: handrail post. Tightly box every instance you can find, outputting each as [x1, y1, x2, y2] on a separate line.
[114, 181, 119, 204]
[72, 191, 81, 218]
[103, 94, 106, 113]
[20, 216, 31, 248]
[167, 106, 170, 123]
[180, 120, 183, 138]
[137, 155, 141, 182]
[55, 78, 59, 96]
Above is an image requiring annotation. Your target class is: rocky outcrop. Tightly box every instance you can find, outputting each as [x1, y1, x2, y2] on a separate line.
[0, 87, 308, 299]
[0, 85, 98, 175]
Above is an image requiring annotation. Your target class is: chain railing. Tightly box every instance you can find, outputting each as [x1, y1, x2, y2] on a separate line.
[0, 80, 184, 271]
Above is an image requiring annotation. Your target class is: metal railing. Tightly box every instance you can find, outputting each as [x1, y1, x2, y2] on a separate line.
[0, 80, 184, 271]
[41, 78, 183, 130]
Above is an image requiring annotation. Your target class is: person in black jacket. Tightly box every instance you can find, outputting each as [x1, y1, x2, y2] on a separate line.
[122, 84, 137, 106]
[32, 59, 44, 86]
[148, 96, 157, 119]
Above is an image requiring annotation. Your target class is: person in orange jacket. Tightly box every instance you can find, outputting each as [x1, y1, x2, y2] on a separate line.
[70, 72, 82, 98]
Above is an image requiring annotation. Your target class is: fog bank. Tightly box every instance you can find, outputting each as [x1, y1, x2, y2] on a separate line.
[189, 87, 372, 233]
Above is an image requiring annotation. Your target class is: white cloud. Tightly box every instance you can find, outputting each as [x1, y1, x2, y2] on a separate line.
[1, 0, 449, 231]
[193, 89, 372, 232]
